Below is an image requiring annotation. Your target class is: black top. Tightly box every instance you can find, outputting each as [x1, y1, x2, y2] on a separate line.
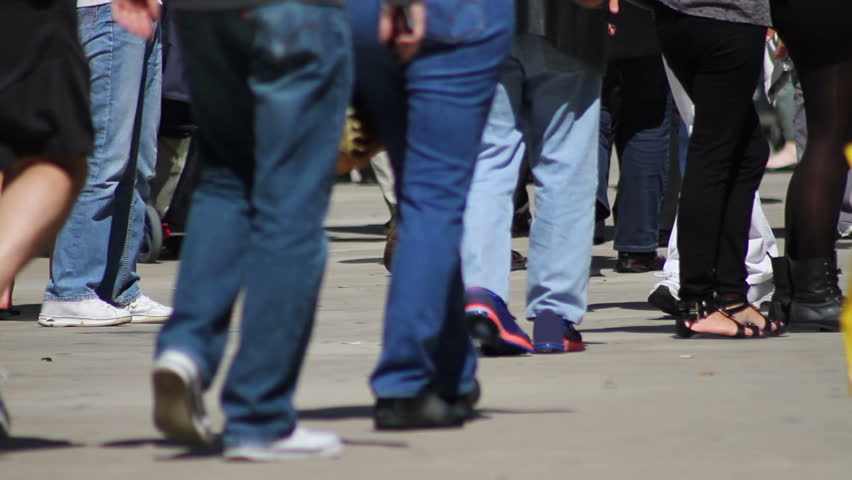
[515, 0, 608, 70]
[608, 1, 659, 60]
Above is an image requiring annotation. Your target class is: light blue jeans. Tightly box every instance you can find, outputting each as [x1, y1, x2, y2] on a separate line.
[45, 3, 161, 305]
[462, 34, 601, 324]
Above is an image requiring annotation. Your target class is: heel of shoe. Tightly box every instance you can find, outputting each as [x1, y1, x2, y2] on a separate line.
[675, 317, 695, 338]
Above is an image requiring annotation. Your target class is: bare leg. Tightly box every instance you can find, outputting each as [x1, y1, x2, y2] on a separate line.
[0, 157, 86, 293]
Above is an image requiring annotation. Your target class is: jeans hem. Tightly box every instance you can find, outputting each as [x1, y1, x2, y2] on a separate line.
[113, 285, 142, 307]
[42, 293, 101, 302]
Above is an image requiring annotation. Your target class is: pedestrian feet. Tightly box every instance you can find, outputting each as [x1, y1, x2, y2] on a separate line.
[153, 349, 343, 461]
[465, 287, 584, 355]
[38, 295, 171, 327]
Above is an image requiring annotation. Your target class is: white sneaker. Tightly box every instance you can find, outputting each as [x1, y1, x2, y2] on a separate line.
[38, 298, 132, 327]
[152, 350, 214, 446]
[128, 295, 172, 324]
[224, 426, 343, 462]
[0, 389, 10, 438]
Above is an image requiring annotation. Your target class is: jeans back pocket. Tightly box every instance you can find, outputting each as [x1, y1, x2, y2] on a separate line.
[425, 0, 485, 45]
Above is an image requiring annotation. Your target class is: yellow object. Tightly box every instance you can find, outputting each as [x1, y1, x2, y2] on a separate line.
[337, 108, 382, 175]
[844, 143, 852, 395]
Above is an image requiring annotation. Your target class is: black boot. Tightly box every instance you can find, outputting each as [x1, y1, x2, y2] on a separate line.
[789, 254, 843, 331]
[768, 256, 792, 334]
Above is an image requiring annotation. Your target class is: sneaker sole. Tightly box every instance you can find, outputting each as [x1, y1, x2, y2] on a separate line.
[131, 315, 169, 324]
[465, 311, 532, 356]
[224, 443, 344, 462]
[534, 339, 585, 354]
[152, 368, 212, 446]
[37, 316, 132, 327]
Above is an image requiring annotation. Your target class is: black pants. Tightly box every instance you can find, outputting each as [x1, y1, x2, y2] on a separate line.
[655, 5, 768, 302]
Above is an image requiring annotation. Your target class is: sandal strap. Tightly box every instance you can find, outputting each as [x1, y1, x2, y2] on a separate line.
[680, 298, 717, 320]
[718, 303, 768, 338]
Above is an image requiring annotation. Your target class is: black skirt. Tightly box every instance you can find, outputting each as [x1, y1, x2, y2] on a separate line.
[771, 0, 852, 70]
[0, 0, 94, 170]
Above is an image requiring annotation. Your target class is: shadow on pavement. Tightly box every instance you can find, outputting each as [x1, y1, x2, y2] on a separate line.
[588, 301, 659, 312]
[326, 224, 387, 237]
[580, 324, 674, 335]
[300, 405, 372, 421]
[0, 304, 40, 322]
[339, 257, 383, 265]
[327, 236, 386, 243]
[101, 438, 189, 448]
[102, 438, 223, 461]
[590, 256, 617, 277]
[478, 408, 573, 416]
[0, 436, 81, 453]
[300, 405, 574, 422]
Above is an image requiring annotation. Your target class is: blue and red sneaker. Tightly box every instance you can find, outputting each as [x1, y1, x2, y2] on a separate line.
[464, 287, 534, 356]
[531, 310, 585, 354]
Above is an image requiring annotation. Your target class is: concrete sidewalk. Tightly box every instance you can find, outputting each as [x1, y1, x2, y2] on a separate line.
[1, 171, 851, 479]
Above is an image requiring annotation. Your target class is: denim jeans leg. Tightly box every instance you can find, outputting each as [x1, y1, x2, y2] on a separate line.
[158, 5, 352, 446]
[114, 29, 162, 305]
[523, 58, 601, 323]
[155, 11, 256, 394]
[462, 77, 526, 301]
[612, 56, 670, 253]
[222, 4, 351, 446]
[46, 4, 153, 302]
[351, 0, 513, 398]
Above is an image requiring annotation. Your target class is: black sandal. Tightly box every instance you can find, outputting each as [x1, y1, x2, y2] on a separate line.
[676, 297, 763, 339]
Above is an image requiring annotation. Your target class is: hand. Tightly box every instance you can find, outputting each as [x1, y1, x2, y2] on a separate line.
[774, 39, 789, 60]
[609, 0, 620, 14]
[379, 2, 427, 64]
[112, 0, 161, 39]
[766, 28, 777, 42]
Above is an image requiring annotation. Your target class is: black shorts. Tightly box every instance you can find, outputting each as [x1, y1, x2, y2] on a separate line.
[0, 0, 94, 171]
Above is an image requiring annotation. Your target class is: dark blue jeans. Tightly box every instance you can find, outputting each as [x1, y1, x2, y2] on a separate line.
[596, 55, 671, 253]
[347, 0, 513, 398]
[155, 3, 352, 447]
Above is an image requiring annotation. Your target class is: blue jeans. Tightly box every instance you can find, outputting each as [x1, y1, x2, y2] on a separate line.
[462, 34, 601, 323]
[348, 0, 513, 398]
[154, 4, 352, 446]
[596, 55, 670, 253]
[45, 3, 161, 305]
